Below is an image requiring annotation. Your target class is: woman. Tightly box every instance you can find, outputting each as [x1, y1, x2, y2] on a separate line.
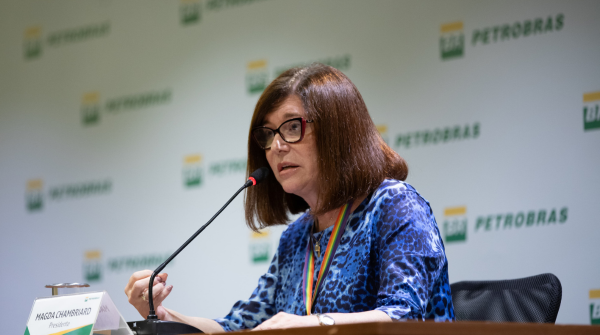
[125, 64, 454, 332]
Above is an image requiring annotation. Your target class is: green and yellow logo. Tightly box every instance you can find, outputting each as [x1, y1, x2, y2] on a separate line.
[81, 92, 101, 126]
[79, 88, 172, 126]
[83, 250, 102, 283]
[395, 122, 480, 150]
[23, 26, 43, 60]
[47, 21, 110, 47]
[183, 154, 204, 188]
[475, 207, 567, 232]
[250, 230, 270, 264]
[26, 179, 43, 212]
[441, 14, 564, 61]
[26, 179, 110, 213]
[376, 125, 389, 145]
[584, 91, 600, 131]
[180, 0, 201, 25]
[245, 55, 352, 95]
[443, 206, 467, 243]
[82, 250, 172, 283]
[591, 289, 600, 325]
[23, 22, 110, 61]
[182, 155, 246, 188]
[246, 59, 269, 95]
[440, 21, 464, 60]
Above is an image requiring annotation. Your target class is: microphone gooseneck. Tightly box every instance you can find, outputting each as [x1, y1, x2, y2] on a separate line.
[146, 167, 270, 320]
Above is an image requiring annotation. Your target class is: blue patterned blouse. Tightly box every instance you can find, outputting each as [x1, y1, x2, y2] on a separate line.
[215, 180, 454, 331]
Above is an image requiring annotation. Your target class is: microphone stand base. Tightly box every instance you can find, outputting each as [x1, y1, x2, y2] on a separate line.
[128, 319, 203, 335]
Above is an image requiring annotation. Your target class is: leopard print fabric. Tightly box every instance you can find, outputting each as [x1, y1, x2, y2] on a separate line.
[215, 179, 454, 331]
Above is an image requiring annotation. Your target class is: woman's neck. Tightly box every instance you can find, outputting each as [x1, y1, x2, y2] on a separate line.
[313, 194, 368, 232]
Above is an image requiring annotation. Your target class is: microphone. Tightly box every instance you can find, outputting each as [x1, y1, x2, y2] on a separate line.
[245, 166, 270, 187]
[128, 167, 270, 335]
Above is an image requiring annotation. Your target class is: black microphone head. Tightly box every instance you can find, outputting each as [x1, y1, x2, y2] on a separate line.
[248, 167, 270, 186]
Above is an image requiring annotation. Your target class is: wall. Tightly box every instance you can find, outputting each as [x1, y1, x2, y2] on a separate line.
[0, 1, 599, 333]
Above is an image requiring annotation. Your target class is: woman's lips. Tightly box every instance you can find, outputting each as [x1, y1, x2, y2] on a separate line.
[277, 162, 299, 172]
[277, 162, 300, 175]
[279, 166, 299, 176]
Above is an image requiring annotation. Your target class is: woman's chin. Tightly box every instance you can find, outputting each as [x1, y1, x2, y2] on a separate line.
[281, 182, 303, 198]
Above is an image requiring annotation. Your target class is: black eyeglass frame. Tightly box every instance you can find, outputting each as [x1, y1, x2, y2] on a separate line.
[252, 117, 314, 150]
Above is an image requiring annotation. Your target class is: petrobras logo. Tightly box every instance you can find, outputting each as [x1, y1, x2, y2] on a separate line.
[25, 178, 111, 213]
[183, 154, 204, 188]
[107, 253, 171, 273]
[376, 125, 389, 145]
[82, 250, 172, 283]
[442, 206, 467, 243]
[180, 0, 201, 25]
[26, 179, 44, 212]
[394, 122, 480, 150]
[49, 180, 111, 200]
[206, 0, 267, 11]
[474, 207, 567, 232]
[245, 54, 352, 95]
[471, 14, 564, 46]
[249, 229, 270, 264]
[81, 92, 101, 126]
[83, 250, 102, 283]
[591, 289, 600, 325]
[440, 21, 464, 61]
[178, 0, 266, 27]
[583, 91, 600, 131]
[440, 14, 564, 61]
[23, 26, 43, 60]
[441, 205, 569, 246]
[80, 88, 172, 127]
[23, 22, 110, 61]
[183, 154, 247, 188]
[246, 59, 269, 95]
[105, 89, 172, 113]
[209, 159, 246, 176]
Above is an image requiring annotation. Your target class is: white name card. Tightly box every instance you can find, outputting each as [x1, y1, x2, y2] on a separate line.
[25, 291, 131, 335]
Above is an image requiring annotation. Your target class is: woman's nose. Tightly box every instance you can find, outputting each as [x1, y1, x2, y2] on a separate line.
[271, 134, 289, 153]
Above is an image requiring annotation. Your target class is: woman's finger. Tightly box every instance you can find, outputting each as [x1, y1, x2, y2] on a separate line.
[156, 272, 168, 283]
[151, 282, 166, 299]
[126, 270, 152, 291]
[129, 276, 163, 303]
[126, 271, 167, 294]
[154, 285, 173, 306]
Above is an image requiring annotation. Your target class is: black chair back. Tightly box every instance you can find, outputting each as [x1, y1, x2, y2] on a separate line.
[450, 273, 562, 323]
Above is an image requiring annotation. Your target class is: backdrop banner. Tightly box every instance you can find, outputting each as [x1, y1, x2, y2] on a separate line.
[0, 1, 599, 334]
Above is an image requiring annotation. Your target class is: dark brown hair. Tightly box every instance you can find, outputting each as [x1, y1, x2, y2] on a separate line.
[245, 63, 408, 231]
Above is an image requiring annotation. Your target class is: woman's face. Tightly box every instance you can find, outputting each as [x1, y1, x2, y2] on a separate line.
[263, 95, 319, 207]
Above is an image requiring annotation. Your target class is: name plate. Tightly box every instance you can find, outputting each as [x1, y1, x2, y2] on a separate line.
[25, 291, 131, 335]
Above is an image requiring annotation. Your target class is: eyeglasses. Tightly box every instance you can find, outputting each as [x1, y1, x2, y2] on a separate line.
[252, 117, 314, 150]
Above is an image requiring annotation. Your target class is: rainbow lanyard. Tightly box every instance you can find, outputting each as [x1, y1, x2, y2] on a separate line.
[302, 201, 353, 315]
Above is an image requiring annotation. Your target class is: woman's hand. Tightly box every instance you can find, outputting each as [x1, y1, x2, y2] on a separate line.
[252, 312, 319, 331]
[124, 270, 173, 320]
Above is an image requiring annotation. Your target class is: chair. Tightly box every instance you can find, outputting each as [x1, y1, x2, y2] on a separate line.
[450, 273, 562, 323]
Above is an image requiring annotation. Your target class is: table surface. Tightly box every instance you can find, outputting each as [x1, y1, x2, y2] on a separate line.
[184, 321, 599, 335]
